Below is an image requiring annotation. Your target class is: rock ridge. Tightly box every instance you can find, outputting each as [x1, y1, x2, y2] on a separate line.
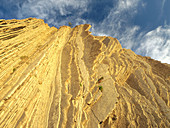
[0, 18, 170, 128]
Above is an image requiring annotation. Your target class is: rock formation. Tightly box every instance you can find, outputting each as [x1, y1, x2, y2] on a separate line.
[0, 18, 170, 128]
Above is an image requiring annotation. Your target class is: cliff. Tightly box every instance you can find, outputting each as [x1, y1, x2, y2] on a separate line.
[0, 18, 170, 128]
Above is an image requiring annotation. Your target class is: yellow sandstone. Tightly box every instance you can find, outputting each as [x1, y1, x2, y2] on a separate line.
[0, 18, 170, 128]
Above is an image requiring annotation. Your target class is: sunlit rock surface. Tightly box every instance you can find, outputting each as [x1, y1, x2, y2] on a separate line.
[0, 18, 170, 128]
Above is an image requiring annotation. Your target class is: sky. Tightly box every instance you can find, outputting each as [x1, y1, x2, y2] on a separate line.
[0, 0, 170, 64]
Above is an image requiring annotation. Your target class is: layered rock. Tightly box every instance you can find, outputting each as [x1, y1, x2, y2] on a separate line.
[0, 18, 170, 128]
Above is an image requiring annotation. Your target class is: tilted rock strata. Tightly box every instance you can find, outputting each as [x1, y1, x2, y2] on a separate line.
[0, 18, 170, 128]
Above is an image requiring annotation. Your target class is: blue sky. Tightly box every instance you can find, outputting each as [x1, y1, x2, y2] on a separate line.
[0, 0, 170, 64]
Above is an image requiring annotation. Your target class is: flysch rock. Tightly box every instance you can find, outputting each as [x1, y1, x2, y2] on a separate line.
[0, 18, 170, 128]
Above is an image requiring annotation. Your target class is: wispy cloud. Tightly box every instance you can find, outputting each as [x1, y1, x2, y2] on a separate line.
[161, 0, 166, 12]
[116, 0, 139, 12]
[17, 0, 89, 27]
[136, 26, 170, 64]
[91, 0, 141, 49]
[159, 0, 166, 20]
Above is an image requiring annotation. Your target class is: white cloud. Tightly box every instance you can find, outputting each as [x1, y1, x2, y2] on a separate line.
[136, 26, 170, 64]
[161, 0, 166, 11]
[117, 0, 139, 12]
[75, 18, 87, 26]
[17, 0, 88, 26]
[91, 0, 141, 49]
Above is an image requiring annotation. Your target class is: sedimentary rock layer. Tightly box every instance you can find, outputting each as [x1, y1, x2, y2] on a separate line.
[0, 18, 170, 128]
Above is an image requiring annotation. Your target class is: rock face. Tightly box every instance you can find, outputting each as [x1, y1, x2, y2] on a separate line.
[0, 18, 170, 128]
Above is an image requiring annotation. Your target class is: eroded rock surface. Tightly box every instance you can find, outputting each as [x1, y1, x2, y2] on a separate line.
[0, 18, 170, 128]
